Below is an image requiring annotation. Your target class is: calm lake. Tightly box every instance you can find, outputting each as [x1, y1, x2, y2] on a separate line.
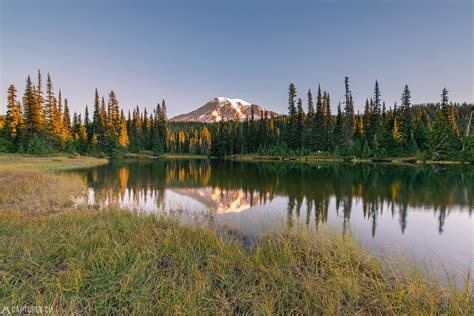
[68, 159, 473, 282]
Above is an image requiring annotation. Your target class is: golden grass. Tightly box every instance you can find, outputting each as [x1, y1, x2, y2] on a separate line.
[0, 154, 108, 172]
[0, 171, 86, 215]
[0, 157, 472, 314]
[1, 208, 471, 314]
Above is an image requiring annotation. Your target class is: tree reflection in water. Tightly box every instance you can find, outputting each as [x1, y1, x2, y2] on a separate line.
[69, 159, 473, 236]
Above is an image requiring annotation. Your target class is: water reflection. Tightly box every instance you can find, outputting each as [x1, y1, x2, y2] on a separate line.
[71, 159, 472, 237]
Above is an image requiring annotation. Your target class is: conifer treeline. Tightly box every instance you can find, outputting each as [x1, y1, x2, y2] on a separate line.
[210, 78, 473, 160]
[1, 70, 211, 157]
[1, 71, 472, 160]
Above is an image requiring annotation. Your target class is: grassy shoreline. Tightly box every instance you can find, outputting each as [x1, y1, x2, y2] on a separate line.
[0, 154, 108, 172]
[0, 155, 472, 314]
[230, 153, 472, 165]
[2, 207, 471, 314]
[162, 153, 208, 159]
[121, 152, 208, 159]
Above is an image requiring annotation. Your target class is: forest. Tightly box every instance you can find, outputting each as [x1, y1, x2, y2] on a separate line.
[1, 70, 472, 161]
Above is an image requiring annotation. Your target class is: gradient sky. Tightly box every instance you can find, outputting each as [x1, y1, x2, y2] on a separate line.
[1, 0, 472, 117]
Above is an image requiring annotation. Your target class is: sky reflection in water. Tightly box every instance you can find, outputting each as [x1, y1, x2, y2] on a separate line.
[69, 159, 473, 282]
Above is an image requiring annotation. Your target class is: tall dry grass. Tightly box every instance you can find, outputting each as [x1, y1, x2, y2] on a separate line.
[1, 208, 471, 314]
[0, 156, 471, 314]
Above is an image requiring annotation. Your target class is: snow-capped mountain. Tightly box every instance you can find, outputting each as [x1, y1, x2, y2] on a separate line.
[171, 97, 279, 123]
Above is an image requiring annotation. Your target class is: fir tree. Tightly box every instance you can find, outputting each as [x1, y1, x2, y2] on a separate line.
[400, 85, 415, 152]
[51, 97, 63, 144]
[440, 88, 460, 138]
[45, 73, 54, 127]
[429, 108, 451, 160]
[23, 75, 44, 141]
[287, 83, 298, 149]
[306, 89, 314, 124]
[142, 108, 150, 150]
[296, 98, 305, 149]
[4, 70, 471, 160]
[118, 111, 129, 149]
[159, 99, 168, 152]
[92, 89, 100, 136]
[77, 120, 88, 154]
[334, 103, 344, 149]
[341, 76, 354, 151]
[370, 80, 382, 141]
[35, 70, 46, 128]
[6, 85, 22, 143]
[84, 105, 91, 139]
[311, 85, 325, 151]
[58, 89, 63, 118]
[62, 100, 71, 144]
[363, 99, 371, 142]
[324, 92, 333, 150]
[151, 103, 162, 154]
[302, 89, 314, 149]
[95, 96, 107, 152]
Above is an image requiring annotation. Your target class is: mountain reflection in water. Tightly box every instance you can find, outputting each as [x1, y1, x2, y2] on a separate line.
[68, 159, 473, 282]
[71, 159, 472, 235]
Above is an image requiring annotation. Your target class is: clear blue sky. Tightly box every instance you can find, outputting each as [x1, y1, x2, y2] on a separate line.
[1, 0, 472, 117]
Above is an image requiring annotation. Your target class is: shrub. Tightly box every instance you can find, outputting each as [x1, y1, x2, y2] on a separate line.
[26, 135, 54, 155]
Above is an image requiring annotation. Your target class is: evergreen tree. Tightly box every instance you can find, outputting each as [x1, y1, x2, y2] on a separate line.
[429, 108, 451, 160]
[311, 85, 325, 151]
[96, 96, 107, 152]
[62, 100, 72, 145]
[241, 117, 250, 153]
[296, 98, 305, 149]
[414, 112, 429, 152]
[84, 105, 92, 139]
[72, 112, 80, 136]
[92, 89, 100, 136]
[341, 76, 354, 151]
[159, 99, 168, 152]
[371, 80, 382, 141]
[23, 75, 44, 142]
[440, 88, 460, 139]
[5, 70, 471, 160]
[324, 92, 333, 150]
[400, 85, 415, 152]
[363, 99, 371, 142]
[287, 83, 298, 149]
[334, 103, 344, 149]
[151, 103, 162, 154]
[51, 97, 63, 144]
[118, 110, 129, 149]
[5, 85, 22, 144]
[143, 108, 150, 150]
[441, 88, 449, 109]
[302, 89, 314, 149]
[306, 89, 314, 124]
[35, 70, 46, 128]
[45, 73, 54, 127]
[77, 119, 88, 154]
[58, 90, 63, 119]
[134, 106, 143, 151]
[106, 90, 120, 142]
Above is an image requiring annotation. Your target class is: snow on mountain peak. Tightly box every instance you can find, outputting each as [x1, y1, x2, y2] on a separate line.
[216, 97, 251, 107]
[171, 97, 279, 123]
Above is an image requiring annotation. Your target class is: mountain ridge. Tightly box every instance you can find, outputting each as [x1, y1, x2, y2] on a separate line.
[171, 97, 279, 123]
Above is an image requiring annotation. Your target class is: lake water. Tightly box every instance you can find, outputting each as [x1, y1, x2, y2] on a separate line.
[68, 159, 473, 283]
